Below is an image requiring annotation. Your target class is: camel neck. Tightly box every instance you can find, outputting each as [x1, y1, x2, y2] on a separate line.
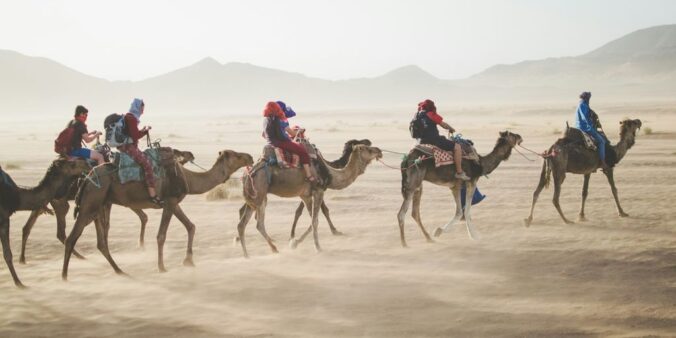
[16, 171, 67, 210]
[324, 150, 368, 190]
[479, 140, 513, 176]
[181, 161, 229, 195]
[613, 132, 635, 162]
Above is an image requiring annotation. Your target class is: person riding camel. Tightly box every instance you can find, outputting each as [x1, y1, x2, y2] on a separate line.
[575, 91, 608, 169]
[414, 99, 470, 181]
[67, 105, 105, 165]
[117, 98, 163, 206]
[262, 101, 316, 183]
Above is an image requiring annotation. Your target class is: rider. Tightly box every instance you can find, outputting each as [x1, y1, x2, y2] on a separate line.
[67, 105, 105, 165]
[574, 91, 608, 168]
[117, 98, 163, 206]
[415, 99, 470, 181]
[262, 101, 316, 182]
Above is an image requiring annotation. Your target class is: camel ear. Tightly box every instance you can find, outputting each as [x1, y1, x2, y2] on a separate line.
[500, 131, 507, 137]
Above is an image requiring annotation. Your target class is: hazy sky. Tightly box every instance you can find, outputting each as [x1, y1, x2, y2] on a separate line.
[1, 0, 675, 81]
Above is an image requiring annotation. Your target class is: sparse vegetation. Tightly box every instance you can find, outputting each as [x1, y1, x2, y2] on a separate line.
[3, 163, 21, 170]
[643, 127, 653, 135]
[206, 178, 243, 201]
[552, 128, 562, 135]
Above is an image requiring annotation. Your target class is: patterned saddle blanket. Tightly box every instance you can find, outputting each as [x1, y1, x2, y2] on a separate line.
[112, 148, 172, 185]
[261, 139, 318, 169]
[414, 143, 480, 168]
[565, 128, 598, 150]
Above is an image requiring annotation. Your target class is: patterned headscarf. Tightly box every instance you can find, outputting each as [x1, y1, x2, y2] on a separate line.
[276, 101, 296, 118]
[129, 98, 144, 121]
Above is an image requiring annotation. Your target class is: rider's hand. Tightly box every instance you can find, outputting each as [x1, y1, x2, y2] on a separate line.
[448, 126, 456, 134]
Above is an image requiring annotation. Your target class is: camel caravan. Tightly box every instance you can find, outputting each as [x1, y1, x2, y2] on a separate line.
[0, 93, 640, 287]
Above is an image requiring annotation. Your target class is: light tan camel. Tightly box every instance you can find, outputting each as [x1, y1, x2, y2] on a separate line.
[524, 119, 642, 226]
[62, 149, 253, 280]
[0, 158, 90, 287]
[19, 150, 196, 264]
[288, 139, 372, 237]
[236, 144, 382, 257]
[398, 131, 523, 247]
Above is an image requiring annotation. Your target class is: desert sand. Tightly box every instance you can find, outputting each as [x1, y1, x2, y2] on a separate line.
[1, 103, 675, 337]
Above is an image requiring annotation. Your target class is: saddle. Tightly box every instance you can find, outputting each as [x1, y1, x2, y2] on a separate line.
[564, 128, 597, 150]
[414, 143, 480, 168]
[112, 147, 176, 186]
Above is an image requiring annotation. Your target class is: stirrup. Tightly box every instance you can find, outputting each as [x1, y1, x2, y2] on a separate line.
[149, 196, 165, 207]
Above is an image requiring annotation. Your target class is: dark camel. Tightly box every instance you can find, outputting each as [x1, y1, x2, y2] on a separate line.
[62, 149, 253, 280]
[19, 150, 195, 264]
[398, 131, 523, 246]
[288, 139, 372, 237]
[236, 144, 382, 257]
[524, 119, 642, 226]
[0, 158, 90, 287]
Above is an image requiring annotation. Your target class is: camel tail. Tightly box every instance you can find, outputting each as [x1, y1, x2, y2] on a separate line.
[73, 175, 89, 220]
[400, 156, 408, 198]
[543, 157, 552, 189]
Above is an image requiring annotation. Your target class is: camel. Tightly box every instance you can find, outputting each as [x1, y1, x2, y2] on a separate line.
[0, 158, 90, 287]
[524, 119, 642, 226]
[397, 131, 523, 247]
[19, 150, 196, 264]
[236, 144, 383, 258]
[62, 149, 253, 280]
[283, 139, 371, 237]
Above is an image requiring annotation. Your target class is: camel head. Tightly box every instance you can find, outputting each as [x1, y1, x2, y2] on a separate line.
[619, 119, 642, 147]
[352, 144, 383, 164]
[498, 130, 523, 147]
[172, 149, 195, 165]
[343, 139, 372, 150]
[215, 150, 254, 180]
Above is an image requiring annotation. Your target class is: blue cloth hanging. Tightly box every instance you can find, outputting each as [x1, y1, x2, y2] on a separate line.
[460, 185, 485, 208]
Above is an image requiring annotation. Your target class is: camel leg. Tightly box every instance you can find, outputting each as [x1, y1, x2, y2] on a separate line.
[1, 217, 25, 288]
[172, 205, 196, 266]
[156, 203, 175, 273]
[19, 210, 40, 264]
[94, 208, 125, 276]
[52, 199, 86, 260]
[524, 161, 548, 227]
[255, 198, 278, 254]
[434, 187, 463, 237]
[397, 190, 414, 248]
[463, 181, 482, 240]
[321, 201, 343, 236]
[63, 211, 94, 281]
[604, 168, 629, 217]
[552, 171, 574, 225]
[411, 186, 434, 243]
[292, 197, 315, 248]
[578, 174, 591, 222]
[132, 208, 149, 248]
[290, 202, 304, 240]
[237, 204, 255, 258]
[310, 190, 324, 252]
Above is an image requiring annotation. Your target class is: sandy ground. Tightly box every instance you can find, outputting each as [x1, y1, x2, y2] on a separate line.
[1, 103, 675, 337]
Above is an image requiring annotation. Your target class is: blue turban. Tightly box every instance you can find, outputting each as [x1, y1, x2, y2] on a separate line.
[276, 101, 296, 118]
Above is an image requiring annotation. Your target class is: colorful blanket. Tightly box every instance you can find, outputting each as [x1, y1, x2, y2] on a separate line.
[414, 144, 480, 168]
[114, 148, 165, 185]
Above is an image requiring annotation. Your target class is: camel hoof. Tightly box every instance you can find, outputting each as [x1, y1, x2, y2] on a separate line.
[19, 258, 26, 265]
[467, 230, 482, 241]
[289, 238, 299, 249]
[577, 216, 587, 222]
[233, 237, 241, 246]
[433, 227, 443, 237]
[15, 281, 28, 289]
[426, 237, 435, 243]
[62, 275, 68, 282]
[183, 258, 195, 267]
[619, 212, 629, 218]
[564, 220, 575, 225]
[315, 247, 323, 253]
[138, 243, 145, 250]
[331, 231, 345, 236]
[401, 243, 408, 248]
[158, 267, 168, 273]
[523, 217, 532, 228]
[116, 270, 130, 278]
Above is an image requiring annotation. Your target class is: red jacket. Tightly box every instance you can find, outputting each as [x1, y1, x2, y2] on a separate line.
[124, 113, 148, 145]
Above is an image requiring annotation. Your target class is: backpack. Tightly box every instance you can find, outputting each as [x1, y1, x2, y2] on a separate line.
[104, 113, 131, 147]
[409, 111, 424, 139]
[54, 125, 76, 155]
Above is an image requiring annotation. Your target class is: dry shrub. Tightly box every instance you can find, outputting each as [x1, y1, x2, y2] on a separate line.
[206, 178, 243, 201]
[643, 127, 653, 135]
[3, 163, 21, 170]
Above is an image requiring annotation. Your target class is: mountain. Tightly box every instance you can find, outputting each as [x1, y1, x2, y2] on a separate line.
[1, 24, 675, 115]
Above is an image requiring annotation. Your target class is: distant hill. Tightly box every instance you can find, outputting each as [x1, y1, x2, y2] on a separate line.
[1, 24, 675, 115]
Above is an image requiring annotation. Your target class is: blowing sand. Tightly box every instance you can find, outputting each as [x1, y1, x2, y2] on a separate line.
[1, 104, 675, 337]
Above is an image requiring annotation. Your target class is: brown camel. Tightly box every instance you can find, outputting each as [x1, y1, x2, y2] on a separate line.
[0, 158, 90, 287]
[19, 150, 196, 264]
[62, 149, 253, 280]
[524, 119, 642, 226]
[397, 131, 523, 247]
[236, 144, 383, 257]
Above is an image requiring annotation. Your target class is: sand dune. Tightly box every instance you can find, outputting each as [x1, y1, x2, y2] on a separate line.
[1, 105, 675, 337]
